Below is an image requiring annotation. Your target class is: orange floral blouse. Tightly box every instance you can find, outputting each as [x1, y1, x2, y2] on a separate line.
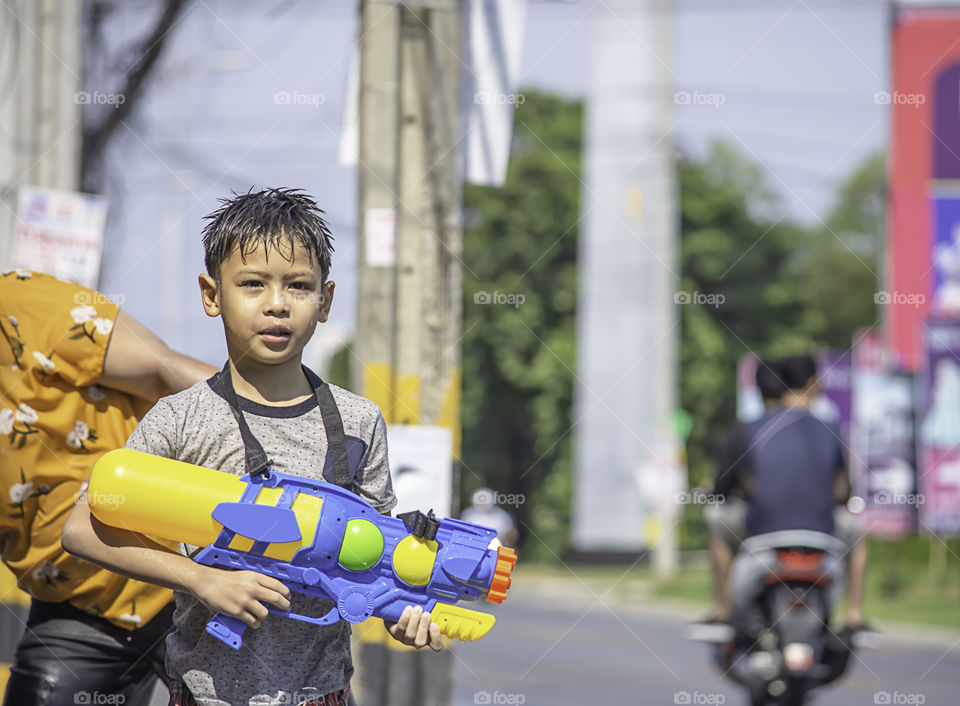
[0, 269, 173, 629]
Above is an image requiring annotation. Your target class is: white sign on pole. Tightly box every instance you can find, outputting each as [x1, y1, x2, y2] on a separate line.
[386, 425, 453, 517]
[364, 207, 396, 268]
[13, 186, 107, 288]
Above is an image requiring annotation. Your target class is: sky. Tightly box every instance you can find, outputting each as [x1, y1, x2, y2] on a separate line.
[93, 0, 891, 367]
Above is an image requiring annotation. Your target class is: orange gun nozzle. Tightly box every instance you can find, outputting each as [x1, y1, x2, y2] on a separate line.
[485, 545, 517, 604]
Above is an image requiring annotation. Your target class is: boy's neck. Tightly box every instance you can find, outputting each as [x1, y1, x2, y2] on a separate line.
[227, 356, 313, 406]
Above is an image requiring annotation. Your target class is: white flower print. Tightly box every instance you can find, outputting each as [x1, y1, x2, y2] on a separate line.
[117, 613, 143, 626]
[92, 318, 113, 336]
[32, 562, 60, 581]
[8, 315, 18, 327]
[70, 304, 97, 324]
[66, 421, 90, 449]
[2, 268, 31, 279]
[0, 408, 13, 434]
[14, 403, 38, 425]
[9, 482, 34, 503]
[33, 351, 55, 373]
[87, 385, 105, 402]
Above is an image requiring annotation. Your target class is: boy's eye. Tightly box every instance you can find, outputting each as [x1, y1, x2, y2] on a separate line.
[240, 280, 263, 288]
[290, 282, 314, 291]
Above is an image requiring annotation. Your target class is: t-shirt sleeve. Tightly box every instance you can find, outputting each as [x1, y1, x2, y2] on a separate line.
[1, 270, 120, 388]
[124, 396, 179, 459]
[354, 408, 397, 515]
[714, 422, 747, 500]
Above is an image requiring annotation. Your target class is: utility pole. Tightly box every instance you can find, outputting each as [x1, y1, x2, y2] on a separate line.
[571, 0, 679, 573]
[353, 1, 463, 704]
[0, 0, 82, 267]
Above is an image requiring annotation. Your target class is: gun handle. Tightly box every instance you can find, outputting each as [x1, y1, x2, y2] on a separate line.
[430, 603, 496, 642]
[206, 613, 248, 650]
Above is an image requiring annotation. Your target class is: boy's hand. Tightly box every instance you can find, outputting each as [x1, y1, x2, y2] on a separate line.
[384, 605, 444, 651]
[190, 566, 292, 629]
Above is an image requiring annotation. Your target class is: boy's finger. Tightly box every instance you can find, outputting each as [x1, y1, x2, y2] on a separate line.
[257, 586, 291, 611]
[428, 623, 443, 652]
[243, 610, 263, 629]
[260, 575, 292, 599]
[244, 598, 269, 622]
[404, 606, 423, 641]
[415, 611, 432, 648]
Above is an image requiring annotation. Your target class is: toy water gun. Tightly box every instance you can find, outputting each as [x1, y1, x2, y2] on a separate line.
[87, 449, 517, 650]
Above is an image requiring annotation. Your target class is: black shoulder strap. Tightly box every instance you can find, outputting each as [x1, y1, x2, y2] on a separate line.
[219, 362, 271, 476]
[304, 367, 354, 491]
[219, 361, 355, 491]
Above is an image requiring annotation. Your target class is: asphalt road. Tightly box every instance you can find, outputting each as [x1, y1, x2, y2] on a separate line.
[451, 585, 959, 706]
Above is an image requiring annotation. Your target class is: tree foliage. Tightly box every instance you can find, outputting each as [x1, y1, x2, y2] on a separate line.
[460, 91, 583, 559]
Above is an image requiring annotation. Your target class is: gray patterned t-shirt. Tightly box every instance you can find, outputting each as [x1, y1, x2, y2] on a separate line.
[124, 372, 396, 706]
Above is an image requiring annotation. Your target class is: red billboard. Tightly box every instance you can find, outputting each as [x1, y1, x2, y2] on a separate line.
[887, 7, 960, 370]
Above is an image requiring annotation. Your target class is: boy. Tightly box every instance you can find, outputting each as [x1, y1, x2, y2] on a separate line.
[63, 188, 442, 706]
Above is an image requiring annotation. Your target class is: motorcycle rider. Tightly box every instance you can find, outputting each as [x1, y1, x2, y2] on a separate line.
[696, 354, 869, 633]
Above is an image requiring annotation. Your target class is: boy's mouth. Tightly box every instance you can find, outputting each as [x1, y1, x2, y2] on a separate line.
[259, 325, 292, 343]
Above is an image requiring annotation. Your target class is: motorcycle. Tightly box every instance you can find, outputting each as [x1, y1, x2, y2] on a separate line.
[689, 530, 861, 706]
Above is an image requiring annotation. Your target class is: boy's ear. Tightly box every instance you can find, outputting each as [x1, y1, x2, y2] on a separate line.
[199, 274, 221, 317]
[318, 281, 335, 323]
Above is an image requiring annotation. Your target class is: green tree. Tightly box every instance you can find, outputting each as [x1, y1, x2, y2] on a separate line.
[678, 146, 883, 546]
[460, 90, 583, 560]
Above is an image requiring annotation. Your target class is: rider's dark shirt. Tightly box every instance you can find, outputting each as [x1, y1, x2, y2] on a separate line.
[715, 407, 846, 537]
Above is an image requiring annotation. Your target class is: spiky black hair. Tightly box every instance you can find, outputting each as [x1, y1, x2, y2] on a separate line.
[202, 187, 334, 281]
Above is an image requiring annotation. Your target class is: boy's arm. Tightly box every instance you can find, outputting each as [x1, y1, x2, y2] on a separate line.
[62, 492, 291, 629]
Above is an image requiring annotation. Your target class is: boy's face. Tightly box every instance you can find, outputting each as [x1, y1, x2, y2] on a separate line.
[199, 239, 334, 368]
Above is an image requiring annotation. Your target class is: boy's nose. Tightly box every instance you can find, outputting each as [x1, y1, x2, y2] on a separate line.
[264, 287, 290, 315]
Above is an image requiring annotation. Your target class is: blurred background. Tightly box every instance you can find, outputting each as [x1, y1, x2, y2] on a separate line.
[1, 0, 959, 704]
